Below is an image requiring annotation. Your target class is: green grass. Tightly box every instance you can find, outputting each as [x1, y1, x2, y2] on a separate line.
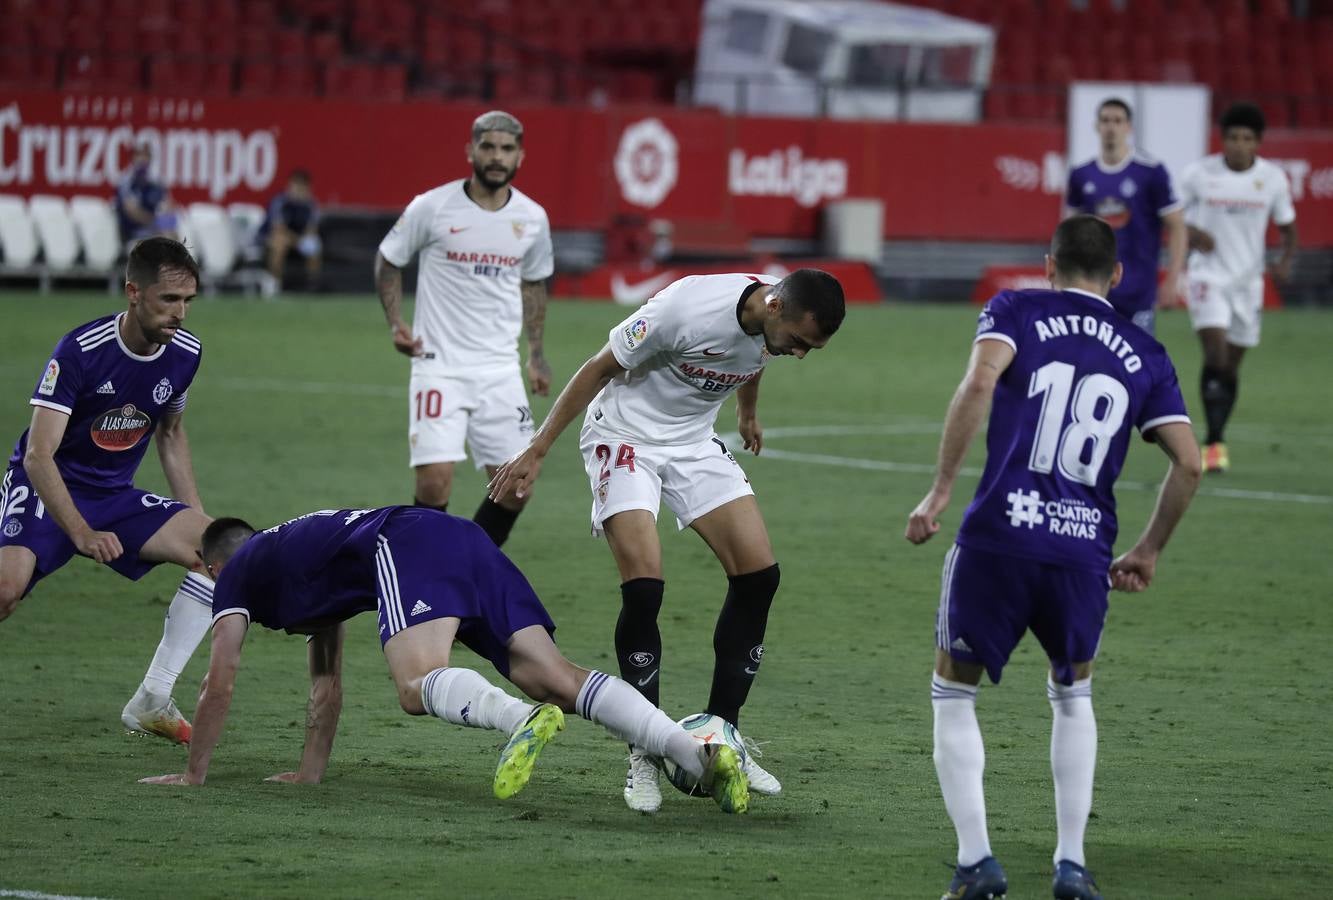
[0, 293, 1330, 899]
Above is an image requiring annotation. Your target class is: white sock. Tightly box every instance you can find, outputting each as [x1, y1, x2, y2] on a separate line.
[140, 572, 214, 698]
[932, 674, 991, 867]
[420, 667, 532, 735]
[575, 670, 703, 780]
[1049, 676, 1096, 867]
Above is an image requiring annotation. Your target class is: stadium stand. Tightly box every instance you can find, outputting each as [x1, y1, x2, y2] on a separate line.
[1, 0, 1329, 123]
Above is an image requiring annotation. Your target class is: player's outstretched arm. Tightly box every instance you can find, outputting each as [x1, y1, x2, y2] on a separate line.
[268, 623, 345, 785]
[488, 344, 626, 501]
[374, 252, 423, 357]
[22, 407, 122, 562]
[1110, 422, 1201, 592]
[155, 410, 204, 512]
[906, 339, 1014, 545]
[140, 613, 248, 786]
[521, 279, 552, 396]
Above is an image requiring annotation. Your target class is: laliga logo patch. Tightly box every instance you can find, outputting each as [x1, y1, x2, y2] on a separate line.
[2, 520, 21, 537]
[91, 403, 151, 451]
[622, 318, 649, 348]
[152, 378, 173, 405]
[629, 651, 655, 668]
[38, 359, 59, 396]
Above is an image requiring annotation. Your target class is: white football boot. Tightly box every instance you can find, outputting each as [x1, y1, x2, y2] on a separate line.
[623, 747, 662, 813]
[121, 686, 192, 744]
[740, 734, 782, 795]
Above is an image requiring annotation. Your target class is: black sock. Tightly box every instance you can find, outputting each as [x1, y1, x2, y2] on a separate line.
[706, 563, 780, 727]
[472, 497, 520, 547]
[413, 497, 447, 513]
[1201, 366, 1238, 445]
[615, 578, 664, 706]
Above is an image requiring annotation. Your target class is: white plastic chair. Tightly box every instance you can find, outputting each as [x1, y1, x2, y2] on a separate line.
[28, 194, 80, 271]
[227, 202, 267, 263]
[186, 202, 239, 279]
[0, 195, 40, 269]
[69, 195, 121, 271]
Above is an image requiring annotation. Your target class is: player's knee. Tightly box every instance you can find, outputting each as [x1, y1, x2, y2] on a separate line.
[730, 562, 780, 608]
[414, 472, 453, 506]
[0, 580, 25, 620]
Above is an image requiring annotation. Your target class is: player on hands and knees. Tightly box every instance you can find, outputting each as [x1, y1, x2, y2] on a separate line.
[141, 508, 748, 815]
[374, 110, 554, 547]
[1063, 97, 1188, 334]
[1177, 103, 1298, 473]
[489, 268, 845, 812]
[0, 237, 216, 744]
[906, 216, 1200, 900]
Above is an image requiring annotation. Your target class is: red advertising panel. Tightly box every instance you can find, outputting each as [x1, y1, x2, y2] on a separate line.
[2, 90, 1329, 244]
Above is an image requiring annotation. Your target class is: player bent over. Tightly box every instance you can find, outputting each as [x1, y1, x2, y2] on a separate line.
[490, 269, 844, 812]
[0, 237, 216, 744]
[906, 217, 1200, 900]
[140, 507, 749, 814]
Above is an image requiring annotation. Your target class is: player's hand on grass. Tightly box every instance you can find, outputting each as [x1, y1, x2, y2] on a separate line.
[139, 773, 198, 786]
[76, 529, 124, 563]
[390, 321, 424, 357]
[489, 448, 543, 501]
[905, 489, 950, 544]
[738, 414, 763, 455]
[527, 354, 552, 396]
[1109, 548, 1156, 592]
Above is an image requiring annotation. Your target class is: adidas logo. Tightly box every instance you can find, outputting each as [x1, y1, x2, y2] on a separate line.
[950, 637, 973, 653]
[410, 599, 432, 616]
[96, 381, 115, 394]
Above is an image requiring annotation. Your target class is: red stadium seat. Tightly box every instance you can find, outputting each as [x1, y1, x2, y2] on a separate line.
[273, 62, 317, 96]
[309, 30, 342, 62]
[0, 50, 58, 89]
[377, 64, 407, 101]
[273, 29, 310, 60]
[240, 26, 273, 59]
[237, 60, 276, 95]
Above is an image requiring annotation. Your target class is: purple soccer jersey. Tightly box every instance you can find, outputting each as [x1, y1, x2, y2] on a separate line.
[956, 288, 1190, 573]
[1066, 156, 1181, 318]
[9, 314, 203, 489]
[212, 507, 554, 672]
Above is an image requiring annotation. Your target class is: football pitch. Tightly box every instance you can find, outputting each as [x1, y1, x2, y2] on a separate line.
[0, 292, 1329, 899]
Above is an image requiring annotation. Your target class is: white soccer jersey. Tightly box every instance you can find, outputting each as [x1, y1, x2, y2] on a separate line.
[1178, 155, 1295, 286]
[378, 180, 554, 374]
[587, 273, 779, 446]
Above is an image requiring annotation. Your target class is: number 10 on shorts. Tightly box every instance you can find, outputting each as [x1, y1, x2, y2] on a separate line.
[414, 389, 443, 420]
[595, 444, 637, 480]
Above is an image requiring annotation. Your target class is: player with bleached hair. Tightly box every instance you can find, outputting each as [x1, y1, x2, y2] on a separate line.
[1177, 102, 1299, 474]
[906, 216, 1200, 900]
[490, 268, 845, 812]
[374, 110, 554, 547]
[140, 507, 750, 815]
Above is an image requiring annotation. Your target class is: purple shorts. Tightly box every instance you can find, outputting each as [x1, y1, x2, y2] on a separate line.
[0, 466, 187, 597]
[936, 542, 1109, 686]
[372, 508, 555, 677]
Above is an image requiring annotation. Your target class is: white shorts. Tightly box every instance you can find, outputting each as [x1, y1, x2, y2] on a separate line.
[1186, 276, 1264, 348]
[578, 424, 755, 536]
[408, 368, 533, 469]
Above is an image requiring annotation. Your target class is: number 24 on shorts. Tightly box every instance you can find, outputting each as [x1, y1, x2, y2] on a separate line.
[595, 444, 637, 480]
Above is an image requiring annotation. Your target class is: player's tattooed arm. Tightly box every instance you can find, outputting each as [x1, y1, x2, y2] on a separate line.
[522, 278, 552, 396]
[271, 623, 344, 785]
[23, 406, 123, 562]
[375, 252, 423, 357]
[155, 410, 204, 511]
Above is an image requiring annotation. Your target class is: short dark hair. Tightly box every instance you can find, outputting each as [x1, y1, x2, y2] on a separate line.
[773, 268, 846, 337]
[1220, 102, 1266, 138]
[126, 236, 200, 290]
[201, 517, 256, 569]
[1098, 97, 1133, 121]
[289, 168, 311, 184]
[1051, 215, 1118, 284]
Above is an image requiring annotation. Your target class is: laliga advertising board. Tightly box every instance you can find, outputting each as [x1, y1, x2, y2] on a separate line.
[2, 90, 1331, 244]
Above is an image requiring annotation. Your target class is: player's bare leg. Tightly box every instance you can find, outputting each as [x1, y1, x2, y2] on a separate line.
[690, 495, 781, 794]
[506, 624, 746, 812]
[1198, 326, 1244, 472]
[413, 461, 455, 512]
[477, 464, 531, 548]
[123, 506, 214, 744]
[0, 545, 37, 622]
[602, 509, 667, 810]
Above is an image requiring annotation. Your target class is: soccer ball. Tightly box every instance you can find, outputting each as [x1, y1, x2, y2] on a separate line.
[661, 713, 749, 797]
